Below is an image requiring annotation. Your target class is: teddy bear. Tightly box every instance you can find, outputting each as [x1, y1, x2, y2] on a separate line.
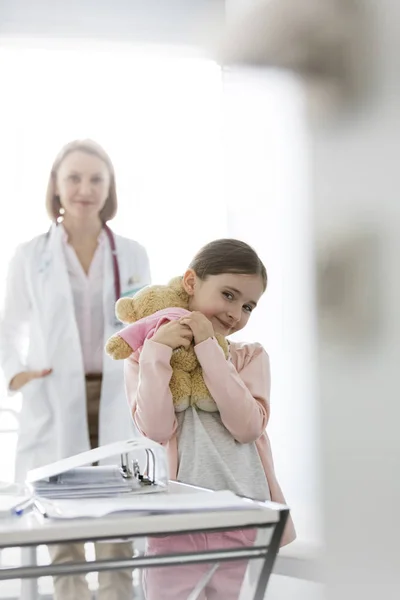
[105, 277, 229, 413]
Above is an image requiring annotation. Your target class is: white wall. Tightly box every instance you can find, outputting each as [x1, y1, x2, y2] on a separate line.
[222, 67, 319, 543]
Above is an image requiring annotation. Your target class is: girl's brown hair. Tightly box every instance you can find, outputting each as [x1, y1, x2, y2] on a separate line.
[45, 139, 117, 222]
[189, 238, 267, 290]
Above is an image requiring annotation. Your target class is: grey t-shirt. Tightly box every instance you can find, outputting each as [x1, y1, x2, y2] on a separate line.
[176, 407, 271, 501]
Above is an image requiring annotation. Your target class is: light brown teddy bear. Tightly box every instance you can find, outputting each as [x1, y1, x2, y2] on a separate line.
[105, 277, 229, 413]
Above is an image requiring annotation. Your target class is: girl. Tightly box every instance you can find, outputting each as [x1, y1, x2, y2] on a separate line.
[124, 238, 295, 600]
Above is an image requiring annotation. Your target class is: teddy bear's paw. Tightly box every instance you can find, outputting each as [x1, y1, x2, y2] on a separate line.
[215, 333, 229, 358]
[105, 336, 133, 360]
[191, 366, 212, 395]
[171, 347, 198, 372]
[192, 397, 219, 413]
[169, 370, 191, 401]
[174, 397, 190, 413]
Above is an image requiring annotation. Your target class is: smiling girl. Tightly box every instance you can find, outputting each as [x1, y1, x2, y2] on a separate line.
[125, 238, 295, 599]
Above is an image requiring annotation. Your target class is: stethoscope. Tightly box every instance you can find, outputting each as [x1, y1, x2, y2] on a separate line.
[102, 223, 121, 306]
[103, 224, 125, 327]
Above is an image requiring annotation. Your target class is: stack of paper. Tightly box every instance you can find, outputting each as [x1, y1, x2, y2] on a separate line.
[27, 439, 169, 500]
[32, 466, 145, 499]
[35, 490, 257, 520]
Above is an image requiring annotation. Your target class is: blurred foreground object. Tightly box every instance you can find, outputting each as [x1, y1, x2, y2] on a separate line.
[218, 0, 370, 116]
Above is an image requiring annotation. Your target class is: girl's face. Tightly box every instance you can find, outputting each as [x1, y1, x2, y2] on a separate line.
[55, 150, 111, 222]
[183, 271, 265, 336]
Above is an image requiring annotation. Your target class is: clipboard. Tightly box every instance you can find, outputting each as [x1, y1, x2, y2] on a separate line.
[26, 438, 169, 500]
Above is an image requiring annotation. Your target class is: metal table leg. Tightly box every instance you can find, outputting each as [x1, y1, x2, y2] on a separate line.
[20, 546, 39, 600]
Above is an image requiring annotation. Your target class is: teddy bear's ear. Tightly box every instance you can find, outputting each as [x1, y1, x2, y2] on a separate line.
[115, 298, 138, 324]
[168, 276, 190, 303]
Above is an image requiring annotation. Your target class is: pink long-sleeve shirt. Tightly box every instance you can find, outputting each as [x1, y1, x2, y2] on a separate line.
[124, 336, 296, 546]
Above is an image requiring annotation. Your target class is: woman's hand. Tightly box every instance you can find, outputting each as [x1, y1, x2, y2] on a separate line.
[9, 369, 52, 392]
[152, 321, 194, 350]
[179, 312, 214, 345]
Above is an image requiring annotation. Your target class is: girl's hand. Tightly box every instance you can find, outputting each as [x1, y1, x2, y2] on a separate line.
[9, 369, 52, 392]
[152, 320, 193, 350]
[179, 312, 214, 345]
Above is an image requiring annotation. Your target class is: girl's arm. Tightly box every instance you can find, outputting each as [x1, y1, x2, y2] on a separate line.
[124, 339, 178, 444]
[195, 338, 270, 443]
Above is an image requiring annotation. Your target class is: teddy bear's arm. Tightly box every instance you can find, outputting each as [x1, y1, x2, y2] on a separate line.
[105, 335, 133, 360]
[105, 320, 153, 360]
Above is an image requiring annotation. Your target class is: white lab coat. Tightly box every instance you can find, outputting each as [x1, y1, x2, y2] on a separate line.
[0, 224, 151, 482]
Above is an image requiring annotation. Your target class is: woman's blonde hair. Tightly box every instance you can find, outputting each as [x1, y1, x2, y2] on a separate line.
[45, 139, 117, 222]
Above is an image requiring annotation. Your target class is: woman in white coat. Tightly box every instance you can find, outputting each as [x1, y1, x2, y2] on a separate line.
[0, 139, 151, 600]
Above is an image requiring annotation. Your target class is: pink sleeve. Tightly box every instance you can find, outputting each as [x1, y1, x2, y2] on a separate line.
[119, 320, 150, 352]
[119, 309, 190, 351]
[194, 338, 270, 444]
[124, 339, 178, 444]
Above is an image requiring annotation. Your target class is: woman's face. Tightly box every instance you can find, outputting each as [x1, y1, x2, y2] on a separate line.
[55, 150, 111, 221]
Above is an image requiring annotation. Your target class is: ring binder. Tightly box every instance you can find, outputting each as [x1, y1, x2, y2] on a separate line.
[26, 439, 169, 500]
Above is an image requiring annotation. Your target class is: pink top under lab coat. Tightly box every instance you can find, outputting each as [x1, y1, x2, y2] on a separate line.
[61, 226, 106, 374]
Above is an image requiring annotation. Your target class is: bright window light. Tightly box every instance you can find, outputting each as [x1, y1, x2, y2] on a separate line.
[0, 41, 226, 283]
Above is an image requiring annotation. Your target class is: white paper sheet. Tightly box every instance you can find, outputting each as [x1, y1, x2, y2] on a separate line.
[38, 490, 256, 520]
